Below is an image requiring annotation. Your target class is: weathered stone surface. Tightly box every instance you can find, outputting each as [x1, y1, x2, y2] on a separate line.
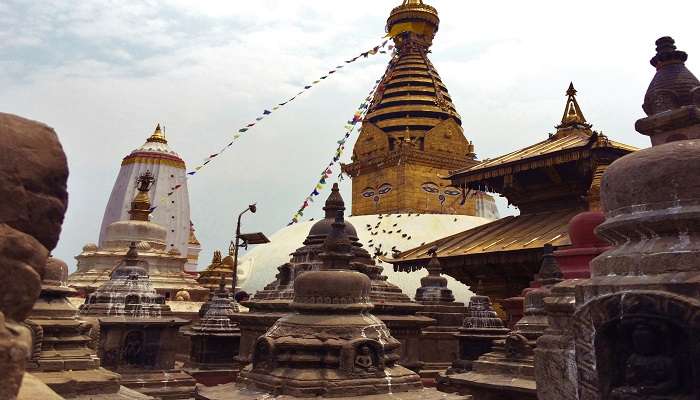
[16, 373, 63, 400]
[237, 212, 423, 397]
[0, 113, 68, 400]
[572, 37, 700, 400]
[196, 382, 471, 400]
[0, 113, 69, 252]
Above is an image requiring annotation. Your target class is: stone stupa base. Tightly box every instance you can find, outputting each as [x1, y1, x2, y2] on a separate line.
[239, 364, 423, 398]
[119, 370, 196, 399]
[195, 382, 471, 400]
[437, 369, 536, 400]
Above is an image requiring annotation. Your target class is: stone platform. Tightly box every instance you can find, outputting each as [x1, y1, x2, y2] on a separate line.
[195, 383, 471, 400]
[438, 370, 535, 400]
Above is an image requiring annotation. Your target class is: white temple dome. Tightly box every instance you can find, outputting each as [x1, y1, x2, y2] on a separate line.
[236, 213, 491, 303]
[102, 219, 167, 250]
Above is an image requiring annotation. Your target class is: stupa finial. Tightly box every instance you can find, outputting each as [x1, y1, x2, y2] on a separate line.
[318, 210, 354, 270]
[323, 183, 346, 218]
[128, 171, 155, 221]
[555, 82, 591, 132]
[426, 246, 441, 277]
[537, 244, 563, 287]
[147, 123, 168, 144]
[212, 250, 222, 264]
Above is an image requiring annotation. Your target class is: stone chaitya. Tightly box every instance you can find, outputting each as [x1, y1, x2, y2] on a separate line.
[569, 36, 700, 400]
[69, 171, 208, 301]
[440, 244, 563, 399]
[445, 283, 509, 375]
[23, 256, 139, 399]
[0, 113, 69, 399]
[79, 242, 196, 399]
[236, 184, 432, 371]
[533, 211, 607, 400]
[182, 275, 241, 386]
[413, 249, 468, 380]
[233, 211, 423, 397]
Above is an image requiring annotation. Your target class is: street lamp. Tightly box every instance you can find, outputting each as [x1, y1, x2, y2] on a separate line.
[231, 203, 270, 295]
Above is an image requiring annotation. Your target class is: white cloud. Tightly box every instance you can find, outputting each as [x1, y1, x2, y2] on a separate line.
[1, 0, 699, 276]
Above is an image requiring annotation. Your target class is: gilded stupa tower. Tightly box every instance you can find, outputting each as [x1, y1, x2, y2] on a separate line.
[343, 0, 493, 217]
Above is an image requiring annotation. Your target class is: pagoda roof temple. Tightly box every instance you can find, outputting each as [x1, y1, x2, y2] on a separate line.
[388, 84, 637, 302]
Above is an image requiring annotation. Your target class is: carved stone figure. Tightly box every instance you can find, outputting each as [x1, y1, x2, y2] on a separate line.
[354, 345, 376, 373]
[611, 323, 681, 399]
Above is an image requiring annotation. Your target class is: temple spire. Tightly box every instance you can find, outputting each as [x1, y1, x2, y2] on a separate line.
[147, 123, 168, 144]
[556, 82, 592, 133]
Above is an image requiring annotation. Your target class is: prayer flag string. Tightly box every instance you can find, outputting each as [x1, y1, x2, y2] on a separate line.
[287, 52, 397, 225]
[184, 39, 392, 179]
[149, 39, 393, 211]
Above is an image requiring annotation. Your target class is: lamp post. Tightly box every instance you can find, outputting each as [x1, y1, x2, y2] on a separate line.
[231, 203, 269, 296]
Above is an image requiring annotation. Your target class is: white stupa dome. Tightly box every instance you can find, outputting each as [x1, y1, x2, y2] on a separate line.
[237, 213, 491, 303]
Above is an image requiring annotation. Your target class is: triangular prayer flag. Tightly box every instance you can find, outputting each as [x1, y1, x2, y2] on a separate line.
[320, 76, 328, 79]
[227, 142, 234, 147]
[312, 80, 320, 84]
[329, 70, 336, 74]
[256, 117, 264, 121]
[187, 171, 196, 176]
[247, 123, 255, 127]
[203, 160, 211, 166]
[234, 134, 240, 139]
[304, 85, 312, 89]
[312, 189, 320, 196]
[337, 138, 346, 145]
[263, 109, 272, 115]
[195, 166, 203, 171]
[209, 154, 218, 158]
[278, 101, 288, 106]
[167, 191, 174, 196]
[239, 128, 248, 133]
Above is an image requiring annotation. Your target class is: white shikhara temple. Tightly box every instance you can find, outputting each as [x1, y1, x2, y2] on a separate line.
[98, 124, 199, 271]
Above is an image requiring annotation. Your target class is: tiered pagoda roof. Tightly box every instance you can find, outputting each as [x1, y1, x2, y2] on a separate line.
[389, 84, 637, 300]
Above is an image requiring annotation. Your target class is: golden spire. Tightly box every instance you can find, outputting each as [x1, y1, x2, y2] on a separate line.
[129, 171, 155, 221]
[147, 123, 168, 144]
[387, 0, 439, 43]
[556, 82, 592, 132]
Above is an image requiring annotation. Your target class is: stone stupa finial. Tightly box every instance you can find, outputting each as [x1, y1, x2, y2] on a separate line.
[536, 244, 563, 287]
[322, 183, 345, 218]
[128, 171, 155, 221]
[318, 210, 354, 270]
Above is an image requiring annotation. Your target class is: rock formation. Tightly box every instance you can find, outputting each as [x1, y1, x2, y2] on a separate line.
[0, 113, 68, 399]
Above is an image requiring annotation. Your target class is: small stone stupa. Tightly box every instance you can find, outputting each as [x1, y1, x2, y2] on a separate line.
[182, 275, 241, 386]
[237, 211, 423, 397]
[570, 36, 700, 400]
[413, 249, 468, 380]
[440, 245, 563, 399]
[445, 282, 509, 375]
[79, 242, 195, 399]
[23, 256, 127, 398]
[236, 184, 432, 371]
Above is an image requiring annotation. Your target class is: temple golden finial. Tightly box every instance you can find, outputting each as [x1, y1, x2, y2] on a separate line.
[387, 0, 439, 42]
[129, 171, 155, 221]
[555, 82, 592, 133]
[147, 123, 168, 144]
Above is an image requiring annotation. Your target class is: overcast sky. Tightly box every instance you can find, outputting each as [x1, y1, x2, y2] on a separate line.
[1, 0, 698, 269]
